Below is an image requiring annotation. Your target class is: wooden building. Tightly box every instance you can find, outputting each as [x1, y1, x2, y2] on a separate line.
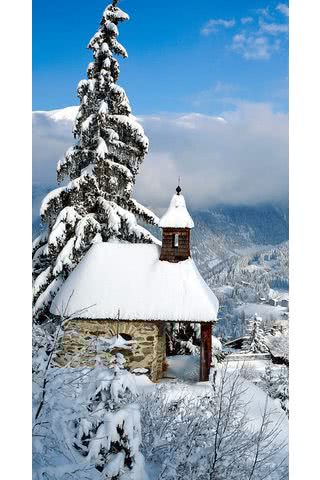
[51, 187, 219, 382]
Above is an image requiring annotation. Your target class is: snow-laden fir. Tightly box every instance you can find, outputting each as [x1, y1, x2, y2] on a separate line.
[74, 353, 148, 479]
[242, 313, 269, 353]
[32, 0, 159, 321]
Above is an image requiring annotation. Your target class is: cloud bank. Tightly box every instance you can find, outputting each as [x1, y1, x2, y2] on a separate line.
[33, 102, 288, 217]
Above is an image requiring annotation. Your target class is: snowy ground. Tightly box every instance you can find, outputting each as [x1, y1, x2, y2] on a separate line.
[235, 302, 287, 320]
[162, 354, 288, 437]
[139, 355, 288, 479]
[142, 354, 287, 432]
[162, 354, 280, 383]
[163, 354, 200, 382]
[33, 356, 288, 479]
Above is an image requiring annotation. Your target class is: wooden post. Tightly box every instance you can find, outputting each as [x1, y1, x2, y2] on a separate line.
[200, 322, 212, 381]
[116, 309, 120, 338]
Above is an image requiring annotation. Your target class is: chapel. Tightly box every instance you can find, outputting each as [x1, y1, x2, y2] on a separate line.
[51, 187, 219, 381]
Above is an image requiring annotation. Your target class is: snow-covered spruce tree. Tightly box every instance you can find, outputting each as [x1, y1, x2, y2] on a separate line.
[32, 0, 159, 321]
[242, 313, 268, 353]
[74, 353, 147, 479]
[261, 363, 289, 416]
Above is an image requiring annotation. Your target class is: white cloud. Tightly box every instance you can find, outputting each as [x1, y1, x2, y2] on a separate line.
[228, 4, 288, 60]
[201, 18, 236, 36]
[213, 81, 236, 93]
[230, 3, 288, 60]
[231, 33, 281, 60]
[241, 17, 254, 24]
[259, 21, 288, 35]
[200, 4, 288, 61]
[33, 102, 288, 213]
[276, 3, 289, 17]
[255, 8, 271, 18]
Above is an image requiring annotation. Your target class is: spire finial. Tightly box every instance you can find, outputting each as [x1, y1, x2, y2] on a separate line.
[176, 176, 181, 195]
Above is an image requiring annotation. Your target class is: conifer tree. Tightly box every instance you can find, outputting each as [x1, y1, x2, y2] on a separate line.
[32, 0, 159, 320]
[261, 363, 289, 416]
[75, 353, 147, 479]
[242, 313, 268, 353]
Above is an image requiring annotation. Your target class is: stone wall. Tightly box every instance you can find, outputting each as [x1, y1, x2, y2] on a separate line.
[56, 319, 166, 382]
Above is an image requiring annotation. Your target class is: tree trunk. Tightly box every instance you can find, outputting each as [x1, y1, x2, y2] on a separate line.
[200, 322, 212, 381]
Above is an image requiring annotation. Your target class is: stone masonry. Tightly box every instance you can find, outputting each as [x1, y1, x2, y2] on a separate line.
[56, 319, 166, 382]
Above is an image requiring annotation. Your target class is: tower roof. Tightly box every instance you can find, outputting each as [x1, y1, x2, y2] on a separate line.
[159, 188, 194, 229]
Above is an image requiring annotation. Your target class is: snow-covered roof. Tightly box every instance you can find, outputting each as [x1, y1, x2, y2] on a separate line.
[275, 292, 289, 302]
[159, 193, 194, 229]
[51, 243, 218, 322]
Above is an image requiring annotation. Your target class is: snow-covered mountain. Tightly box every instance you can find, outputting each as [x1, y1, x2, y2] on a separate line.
[191, 204, 288, 278]
[183, 207, 288, 339]
[33, 107, 288, 338]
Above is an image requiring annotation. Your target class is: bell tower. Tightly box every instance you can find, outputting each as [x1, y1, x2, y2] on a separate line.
[159, 186, 194, 262]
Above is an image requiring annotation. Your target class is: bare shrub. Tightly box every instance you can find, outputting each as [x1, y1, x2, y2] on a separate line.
[140, 364, 288, 480]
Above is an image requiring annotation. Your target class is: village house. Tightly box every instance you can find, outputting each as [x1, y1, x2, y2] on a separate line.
[278, 294, 289, 308]
[268, 298, 278, 307]
[51, 187, 219, 382]
[268, 292, 289, 309]
[270, 319, 289, 335]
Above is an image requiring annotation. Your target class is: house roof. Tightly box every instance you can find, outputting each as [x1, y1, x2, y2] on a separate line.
[159, 193, 194, 229]
[276, 293, 289, 302]
[51, 243, 218, 322]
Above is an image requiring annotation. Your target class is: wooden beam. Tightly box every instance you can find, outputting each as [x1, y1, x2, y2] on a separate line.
[200, 322, 212, 381]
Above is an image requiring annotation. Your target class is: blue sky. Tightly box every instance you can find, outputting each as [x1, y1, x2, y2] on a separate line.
[33, 0, 288, 114]
[33, 0, 288, 211]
